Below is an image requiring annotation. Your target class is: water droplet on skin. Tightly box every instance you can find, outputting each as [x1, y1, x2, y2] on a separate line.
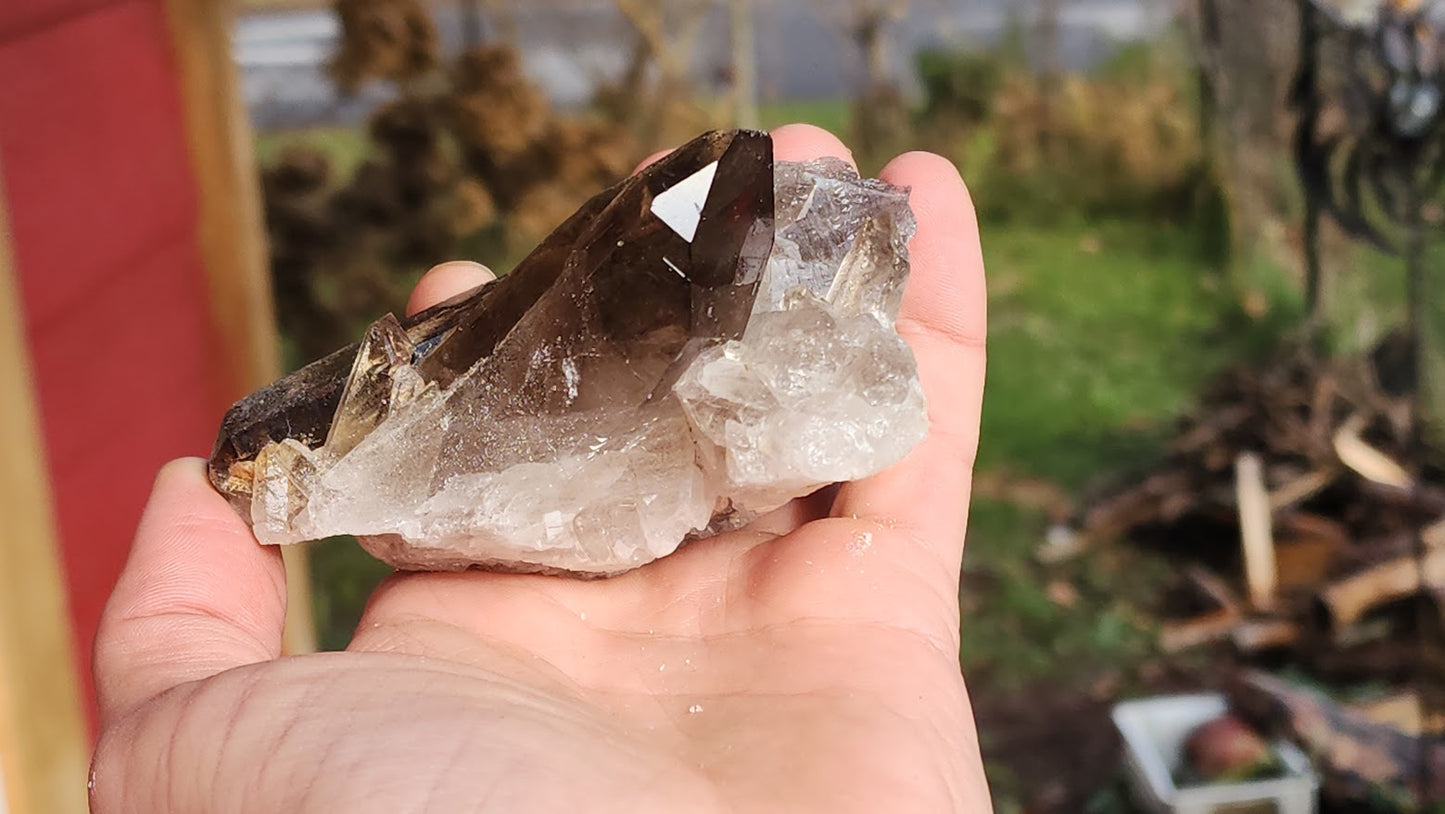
[847, 531, 873, 556]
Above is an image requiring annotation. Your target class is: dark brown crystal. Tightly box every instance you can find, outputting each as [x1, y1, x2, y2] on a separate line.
[211, 129, 775, 508]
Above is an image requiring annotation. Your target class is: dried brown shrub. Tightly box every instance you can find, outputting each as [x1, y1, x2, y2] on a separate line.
[264, 41, 643, 362]
[446, 48, 552, 161]
[329, 0, 437, 92]
[984, 68, 1204, 217]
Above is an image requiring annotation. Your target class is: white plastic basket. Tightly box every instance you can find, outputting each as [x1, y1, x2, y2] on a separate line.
[1111, 693, 1318, 814]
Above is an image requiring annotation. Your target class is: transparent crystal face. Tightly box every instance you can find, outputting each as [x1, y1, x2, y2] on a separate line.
[212, 131, 927, 575]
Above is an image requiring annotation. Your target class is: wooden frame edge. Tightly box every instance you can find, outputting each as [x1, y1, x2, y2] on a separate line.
[0, 160, 90, 814]
[162, 0, 317, 654]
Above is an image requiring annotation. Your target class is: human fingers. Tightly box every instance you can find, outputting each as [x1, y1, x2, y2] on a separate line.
[633, 122, 855, 177]
[92, 458, 287, 727]
[831, 153, 986, 576]
[406, 260, 496, 316]
[632, 147, 672, 175]
[769, 122, 855, 165]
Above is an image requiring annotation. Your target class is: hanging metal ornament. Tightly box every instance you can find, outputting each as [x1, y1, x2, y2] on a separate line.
[1295, 0, 1445, 267]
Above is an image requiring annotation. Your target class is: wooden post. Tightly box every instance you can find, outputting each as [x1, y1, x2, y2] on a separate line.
[1317, 547, 1445, 630]
[162, 0, 316, 654]
[0, 162, 89, 814]
[1236, 452, 1278, 609]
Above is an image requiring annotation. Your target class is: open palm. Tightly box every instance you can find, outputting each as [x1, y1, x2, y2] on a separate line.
[90, 125, 990, 813]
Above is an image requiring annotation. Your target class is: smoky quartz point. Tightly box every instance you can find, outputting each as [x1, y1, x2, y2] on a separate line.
[210, 129, 927, 575]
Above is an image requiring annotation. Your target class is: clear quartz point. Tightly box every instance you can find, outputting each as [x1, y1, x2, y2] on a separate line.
[209, 130, 927, 576]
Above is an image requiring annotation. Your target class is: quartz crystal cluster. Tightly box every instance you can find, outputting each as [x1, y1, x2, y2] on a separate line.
[210, 129, 927, 575]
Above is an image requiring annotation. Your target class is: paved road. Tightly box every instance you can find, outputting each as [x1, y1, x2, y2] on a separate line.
[237, 0, 1169, 130]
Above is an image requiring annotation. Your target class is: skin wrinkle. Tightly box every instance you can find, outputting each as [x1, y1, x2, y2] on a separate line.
[460, 759, 504, 814]
[259, 670, 356, 810]
[735, 527, 959, 651]
[693, 694, 950, 811]
[362, 609, 955, 719]
[303, 718, 374, 814]
[104, 615, 982, 809]
[419, 726, 474, 814]
[826, 487, 940, 542]
[657, 539, 758, 624]
[113, 547, 282, 639]
[685, 620, 955, 698]
[186, 678, 253, 814]
[219, 659, 672, 811]
[350, 621, 611, 723]
[97, 617, 270, 726]
[359, 614, 506, 663]
[832, 461, 974, 580]
[635, 578, 724, 634]
[212, 671, 264, 809]
[895, 316, 987, 352]
[373, 547, 745, 646]
[121, 610, 274, 663]
[156, 682, 200, 813]
[272, 712, 317, 814]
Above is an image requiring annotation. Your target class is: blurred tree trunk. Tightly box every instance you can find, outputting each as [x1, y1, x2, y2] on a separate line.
[459, 0, 482, 48]
[808, 0, 910, 164]
[611, 0, 712, 145]
[1036, 0, 1062, 154]
[846, 0, 906, 89]
[481, 0, 519, 47]
[730, 0, 759, 128]
[612, 0, 709, 87]
[1184, 0, 1304, 290]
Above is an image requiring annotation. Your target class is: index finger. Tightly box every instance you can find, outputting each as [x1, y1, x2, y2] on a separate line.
[831, 153, 986, 575]
[93, 459, 287, 727]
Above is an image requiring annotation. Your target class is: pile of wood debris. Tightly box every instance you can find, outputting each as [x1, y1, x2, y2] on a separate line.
[1048, 336, 1444, 808]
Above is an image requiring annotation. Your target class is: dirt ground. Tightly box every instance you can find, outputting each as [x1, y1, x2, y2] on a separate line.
[976, 686, 1124, 811]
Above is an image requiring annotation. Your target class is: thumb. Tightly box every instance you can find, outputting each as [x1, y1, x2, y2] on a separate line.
[93, 457, 287, 727]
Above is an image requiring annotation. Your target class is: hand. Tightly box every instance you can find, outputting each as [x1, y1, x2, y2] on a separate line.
[90, 124, 990, 813]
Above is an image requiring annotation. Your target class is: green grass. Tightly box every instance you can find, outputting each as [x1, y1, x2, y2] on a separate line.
[255, 126, 371, 180]
[961, 499, 1161, 690]
[955, 219, 1278, 814]
[979, 220, 1265, 489]
[308, 537, 394, 651]
[958, 218, 1297, 695]
[757, 100, 852, 139]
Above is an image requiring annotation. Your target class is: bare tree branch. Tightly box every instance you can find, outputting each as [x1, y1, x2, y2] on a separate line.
[612, 0, 712, 81]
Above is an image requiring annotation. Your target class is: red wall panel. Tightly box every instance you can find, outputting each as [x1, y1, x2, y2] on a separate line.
[0, 0, 231, 732]
[0, 0, 127, 45]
